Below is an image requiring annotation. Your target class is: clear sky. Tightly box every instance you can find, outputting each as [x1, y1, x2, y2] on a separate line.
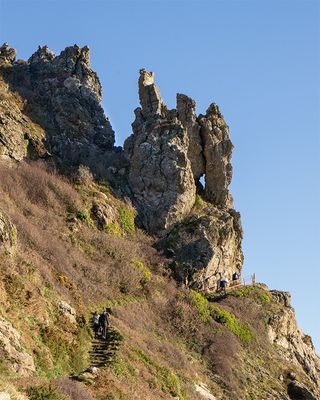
[1, 0, 319, 350]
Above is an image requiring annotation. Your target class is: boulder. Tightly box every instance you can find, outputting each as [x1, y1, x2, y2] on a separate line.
[90, 202, 119, 230]
[0, 318, 35, 376]
[57, 300, 77, 324]
[287, 380, 317, 400]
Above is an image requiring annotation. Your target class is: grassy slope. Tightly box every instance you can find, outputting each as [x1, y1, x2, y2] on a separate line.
[0, 162, 317, 400]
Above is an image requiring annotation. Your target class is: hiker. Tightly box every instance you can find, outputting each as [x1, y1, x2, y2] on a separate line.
[99, 310, 109, 340]
[232, 272, 239, 282]
[220, 274, 229, 295]
[92, 311, 100, 339]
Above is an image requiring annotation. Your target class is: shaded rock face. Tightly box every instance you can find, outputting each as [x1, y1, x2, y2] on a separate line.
[0, 318, 35, 376]
[0, 211, 17, 255]
[125, 69, 242, 290]
[158, 206, 243, 290]
[268, 291, 320, 387]
[287, 381, 317, 400]
[0, 43, 115, 173]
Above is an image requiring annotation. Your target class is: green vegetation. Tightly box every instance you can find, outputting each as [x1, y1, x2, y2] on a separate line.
[194, 194, 205, 210]
[133, 348, 186, 399]
[189, 290, 211, 322]
[112, 356, 136, 379]
[212, 306, 255, 342]
[130, 259, 151, 286]
[118, 206, 136, 234]
[105, 222, 123, 237]
[76, 210, 91, 225]
[27, 384, 67, 400]
[231, 286, 271, 303]
[34, 323, 91, 378]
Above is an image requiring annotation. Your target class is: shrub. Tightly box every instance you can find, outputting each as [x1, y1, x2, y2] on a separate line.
[76, 211, 91, 226]
[130, 259, 151, 286]
[118, 206, 135, 234]
[188, 290, 211, 322]
[27, 384, 68, 400]
[105, 222, 123, 237]
[75, 165, 94, 185]
[211, 306, 255, 342]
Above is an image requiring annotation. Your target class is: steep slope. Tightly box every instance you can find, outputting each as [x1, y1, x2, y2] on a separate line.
[0, 44, 319, 400]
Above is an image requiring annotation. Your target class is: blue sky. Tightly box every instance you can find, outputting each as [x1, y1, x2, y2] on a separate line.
[1, 0, 319, 350]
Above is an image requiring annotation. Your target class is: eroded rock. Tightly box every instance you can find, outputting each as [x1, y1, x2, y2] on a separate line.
[268, 291, 320, 386]
[57, 300, 77, 325]
[159, 206, 243, 290]
[0, 44, 115, 171]
[125, 69, 243, 288]
[124, 69, 196, 233]
[0, 318, 35, 376]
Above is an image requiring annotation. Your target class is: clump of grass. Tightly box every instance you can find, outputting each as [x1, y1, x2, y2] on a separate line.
[118, 206, 136, 234]
[188, 290, 211, 322]
[212, 306, 255, 343]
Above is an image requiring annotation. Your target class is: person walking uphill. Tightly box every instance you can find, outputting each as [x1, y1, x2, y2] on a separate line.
[99, 310, 109, 340]
[92, 311, 100, 339]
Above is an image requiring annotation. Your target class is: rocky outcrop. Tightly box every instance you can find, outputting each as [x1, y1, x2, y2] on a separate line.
[0, 318, 35, 376]
[57, 300, 77, 325]
[0, 211, 17, 255]
[125, 69, 242, 290]
[0, 43, 115, 173]
[0, 43, 16, 65]
[124, 69, 196, 233]
[159, 206, 243, 290]
[268, 291, 320, 386]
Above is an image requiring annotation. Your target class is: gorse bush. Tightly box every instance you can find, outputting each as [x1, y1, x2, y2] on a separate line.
[212, 306, 255, 342]
[188, 290, 211, 322]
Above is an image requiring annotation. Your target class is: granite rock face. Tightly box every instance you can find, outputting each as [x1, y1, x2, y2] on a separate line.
[159, 206, 243, 291]
[268, 291, 320, 387]
[124, 69, 196, 233]
[125, 69, 243, 290]
[0, 43, 115, 173]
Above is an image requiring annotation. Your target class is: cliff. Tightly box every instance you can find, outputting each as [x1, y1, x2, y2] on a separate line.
[0, 44, 319, 400]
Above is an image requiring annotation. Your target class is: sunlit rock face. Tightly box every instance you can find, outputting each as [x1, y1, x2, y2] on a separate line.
[125, 69, 243, 290]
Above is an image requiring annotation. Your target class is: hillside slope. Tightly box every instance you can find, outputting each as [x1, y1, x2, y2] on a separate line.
[0, 43, 319, 400]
